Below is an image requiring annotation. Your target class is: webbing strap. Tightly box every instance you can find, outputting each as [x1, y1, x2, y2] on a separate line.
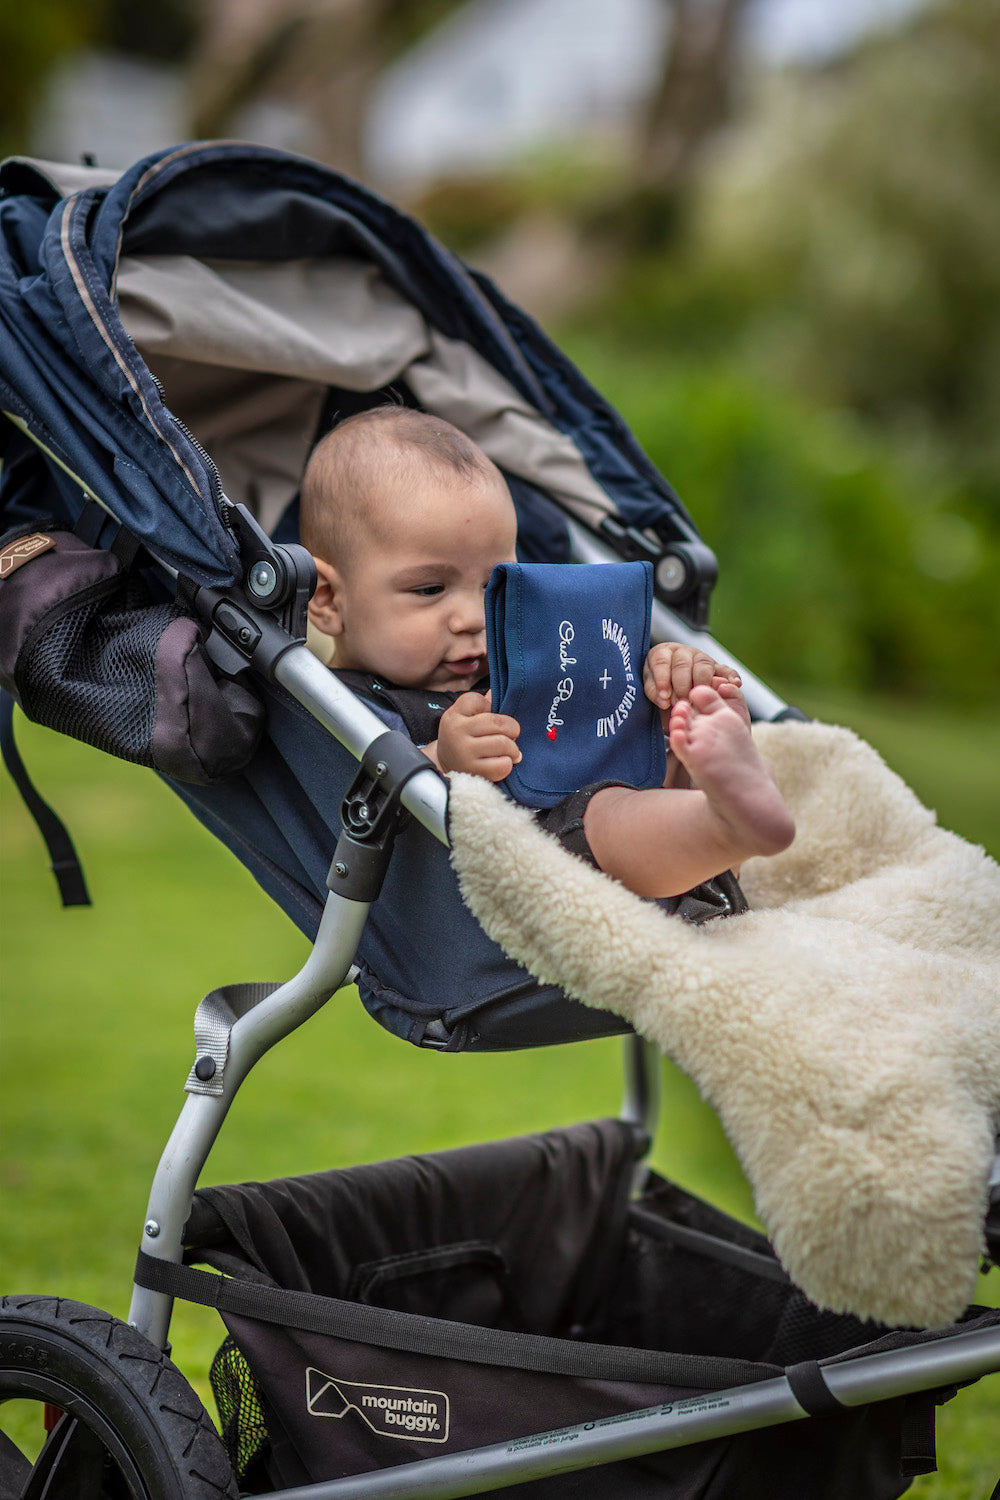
[0, 689, 90, 907]
[785, 1360, 846, 1417]
[898, 1391, 939, 1479]
[134, 1250, 777, 1391]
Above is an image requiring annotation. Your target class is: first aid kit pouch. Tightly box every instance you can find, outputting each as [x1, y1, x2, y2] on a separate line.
[485, 561, 666, 809]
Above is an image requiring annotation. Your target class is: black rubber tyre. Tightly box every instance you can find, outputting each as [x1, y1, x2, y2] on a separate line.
[0, 1295, 238, 1499]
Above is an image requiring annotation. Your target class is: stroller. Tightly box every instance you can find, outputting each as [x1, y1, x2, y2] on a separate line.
[0, 142, 998, 1499]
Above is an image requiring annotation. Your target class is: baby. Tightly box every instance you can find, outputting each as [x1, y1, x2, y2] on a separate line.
[301, 406, 794, 901]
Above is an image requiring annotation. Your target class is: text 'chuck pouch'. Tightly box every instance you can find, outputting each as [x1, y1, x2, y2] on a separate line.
[0, 525, 264, 784]
[485, 561, 666, 809]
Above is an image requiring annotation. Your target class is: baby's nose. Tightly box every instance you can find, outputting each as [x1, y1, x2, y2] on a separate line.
[450, 595, 486, 636]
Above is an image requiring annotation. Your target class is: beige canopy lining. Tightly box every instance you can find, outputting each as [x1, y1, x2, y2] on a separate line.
[116, 255, 613, 536]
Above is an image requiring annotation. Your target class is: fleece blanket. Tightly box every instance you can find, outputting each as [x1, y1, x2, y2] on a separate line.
[447, 721, 1000, 1329]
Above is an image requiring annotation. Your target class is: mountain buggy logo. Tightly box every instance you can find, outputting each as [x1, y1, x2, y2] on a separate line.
[306, 1368, 450, 1443]
[0, 533, 56, 577]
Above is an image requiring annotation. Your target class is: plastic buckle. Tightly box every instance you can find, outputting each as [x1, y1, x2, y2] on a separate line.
[329, 731, 435, 901]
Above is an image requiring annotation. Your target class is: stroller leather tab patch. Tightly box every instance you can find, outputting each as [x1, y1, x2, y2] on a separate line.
[0, 533, 56, 577]
[306, 1368, 450, 1442]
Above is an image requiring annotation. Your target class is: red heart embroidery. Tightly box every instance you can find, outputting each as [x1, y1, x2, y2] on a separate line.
[546, 726, 557, 741]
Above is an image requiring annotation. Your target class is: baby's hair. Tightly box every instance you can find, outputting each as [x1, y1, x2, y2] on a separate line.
[300, 405, 497, 568]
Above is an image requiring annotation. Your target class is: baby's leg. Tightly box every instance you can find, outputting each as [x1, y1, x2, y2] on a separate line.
[583, 686, 794, 899]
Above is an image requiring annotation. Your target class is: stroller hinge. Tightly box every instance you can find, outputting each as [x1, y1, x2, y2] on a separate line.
[229, 503, 316, 634]
[599, 515, 718, 628]
[331, 731, 438, 902]
[195, 504, 317, 678]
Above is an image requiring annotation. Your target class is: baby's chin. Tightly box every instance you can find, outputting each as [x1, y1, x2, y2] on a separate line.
[424, 657, 485, 693]
[425, 672, 478, 695]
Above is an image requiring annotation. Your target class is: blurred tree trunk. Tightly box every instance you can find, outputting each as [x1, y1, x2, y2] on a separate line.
[482, 0, 754, 314]
[605, 0, 753, 250]
[642, 0, 750, 190]
[187, 0, 463, 179]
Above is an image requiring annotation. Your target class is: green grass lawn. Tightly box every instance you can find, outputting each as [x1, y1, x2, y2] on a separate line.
[2, 695, 997, 1495]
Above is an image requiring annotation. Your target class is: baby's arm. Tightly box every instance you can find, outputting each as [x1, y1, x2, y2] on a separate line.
[423, 691, 522, 780]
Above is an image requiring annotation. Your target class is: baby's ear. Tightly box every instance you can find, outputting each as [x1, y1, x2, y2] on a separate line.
[307, 556, 343, 639]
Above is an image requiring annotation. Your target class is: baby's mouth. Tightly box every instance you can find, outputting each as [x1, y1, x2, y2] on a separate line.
[445, 655, 483, 679]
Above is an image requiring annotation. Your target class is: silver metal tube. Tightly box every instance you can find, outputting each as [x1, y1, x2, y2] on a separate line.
[620, 1035, 661, 1138]
[128, 890, 370, 1347]
[565, 518, 791, 723]
[620, 1034, 662, 1194]
[274, 644, 450, 843]
[269, 1325, 1000, 1500]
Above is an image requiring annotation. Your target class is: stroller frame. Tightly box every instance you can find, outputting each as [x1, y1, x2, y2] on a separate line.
[1, 140, 998, 1496]
[2, 444, 999, 1494]
[107, 533, 998, 1496]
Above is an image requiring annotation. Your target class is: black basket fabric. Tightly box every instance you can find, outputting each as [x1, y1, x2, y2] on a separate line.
[176, 1121, 951, 1499]
[0, 524, 264, 783]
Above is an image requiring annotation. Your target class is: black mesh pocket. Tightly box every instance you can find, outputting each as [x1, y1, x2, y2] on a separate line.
[0, 525, 264, 783]
[18, 575, 172, 763]
[210, 1335, 272, 1493]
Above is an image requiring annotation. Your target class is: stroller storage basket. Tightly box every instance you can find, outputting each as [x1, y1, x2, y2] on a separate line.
[159, 1120, 958, 1499]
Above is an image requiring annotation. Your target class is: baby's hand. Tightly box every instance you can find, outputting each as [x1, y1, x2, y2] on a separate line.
[432, 691, 522, 780]
[643, 642, 743, 725]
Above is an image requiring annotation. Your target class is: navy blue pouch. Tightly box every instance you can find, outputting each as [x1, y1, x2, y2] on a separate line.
[485, 561, 666, 810]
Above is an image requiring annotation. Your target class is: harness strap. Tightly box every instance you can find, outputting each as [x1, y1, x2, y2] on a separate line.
[0, 688, 90, 907]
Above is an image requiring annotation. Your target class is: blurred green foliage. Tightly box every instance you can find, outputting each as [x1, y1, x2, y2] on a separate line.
[0, 5, 99, 158]
[558, 340, 1000, 702]
[555, 0, 1000, 706]
[6, 0, 997, 708]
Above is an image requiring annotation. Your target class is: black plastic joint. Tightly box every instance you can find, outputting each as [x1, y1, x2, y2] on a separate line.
[328, 731, 438, 902]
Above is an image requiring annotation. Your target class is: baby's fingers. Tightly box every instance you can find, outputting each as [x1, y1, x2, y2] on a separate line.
[469, 712, 521, 742]
[475, 753, 520, 782]
[469, 732, 522, 777]
[643, 645, 676, 709]
[448, 690, 493, 717]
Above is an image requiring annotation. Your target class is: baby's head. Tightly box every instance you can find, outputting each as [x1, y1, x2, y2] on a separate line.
[301, 406, 517, 692]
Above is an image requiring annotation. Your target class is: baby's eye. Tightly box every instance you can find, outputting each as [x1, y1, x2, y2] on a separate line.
[410, 584, 444, 597]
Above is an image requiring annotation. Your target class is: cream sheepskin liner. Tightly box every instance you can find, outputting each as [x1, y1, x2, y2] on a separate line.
[447, 721, 1000, 1330]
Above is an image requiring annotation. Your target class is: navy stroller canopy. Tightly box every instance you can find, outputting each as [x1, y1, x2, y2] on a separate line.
[0, 141, 703, 594]
[0, 141, 715, 1053]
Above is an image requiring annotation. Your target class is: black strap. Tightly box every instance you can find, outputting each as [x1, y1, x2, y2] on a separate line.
[898, 1390, 939, 1478]
[0, 689, 90, 907]
[785, 1360, 847, 1417]
[134, 1250, 777, 1391]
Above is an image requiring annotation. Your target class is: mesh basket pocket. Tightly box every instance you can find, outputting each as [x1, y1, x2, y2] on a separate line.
[210, 1335, 272, 1493]
[0, 524, 263, 782]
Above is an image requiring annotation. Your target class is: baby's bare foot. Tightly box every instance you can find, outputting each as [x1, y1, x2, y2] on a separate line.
[669, 686, 795, 857]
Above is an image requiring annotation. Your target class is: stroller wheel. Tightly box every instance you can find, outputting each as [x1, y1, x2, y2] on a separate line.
[0, 1296, 238, 1499]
